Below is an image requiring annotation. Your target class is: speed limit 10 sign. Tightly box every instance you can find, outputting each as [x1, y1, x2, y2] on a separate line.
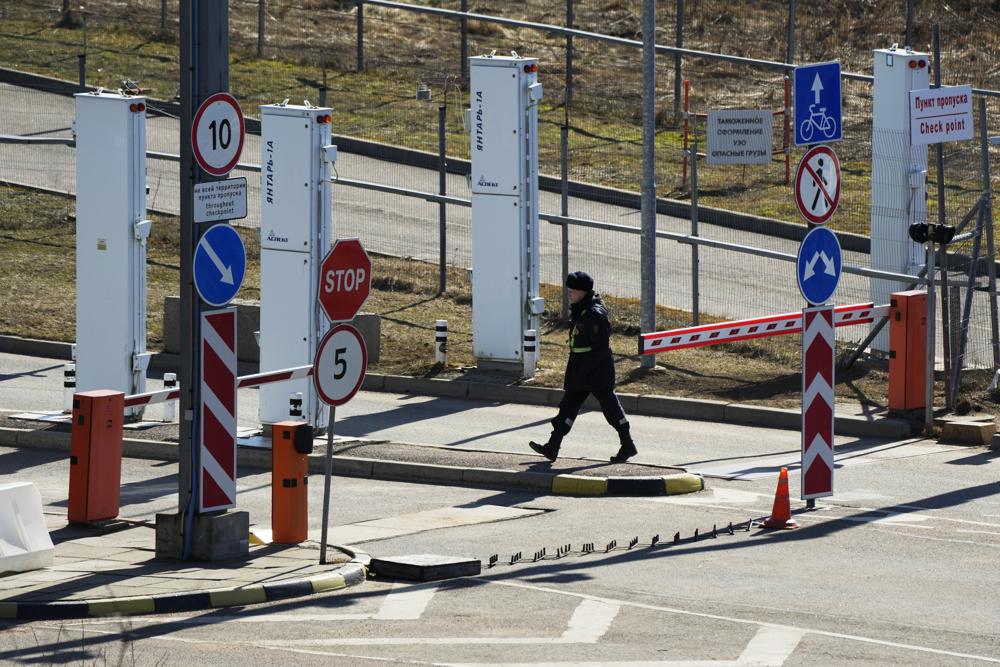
[192, 92, 245, 177]
[313, 323, 367, 406]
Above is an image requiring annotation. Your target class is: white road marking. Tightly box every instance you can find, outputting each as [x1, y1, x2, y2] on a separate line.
[736, 626, 806, 666]
[559, 599, 620, 643]
[76, 582, 440, 626]
[438, 626, 805, 666]
[259, 596, 618, 647]
[484, 579, 1000, 664]
[374, 582, 439, 620]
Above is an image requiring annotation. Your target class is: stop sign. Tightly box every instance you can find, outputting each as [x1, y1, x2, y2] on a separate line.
[318, 238, 372, 322]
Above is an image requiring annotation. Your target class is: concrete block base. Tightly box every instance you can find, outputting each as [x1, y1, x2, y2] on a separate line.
[937, 417, 996, 446]
[155, 511, 250, 562]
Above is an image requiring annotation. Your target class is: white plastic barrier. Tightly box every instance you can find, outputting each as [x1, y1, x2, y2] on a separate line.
[0, 482, 55, 573]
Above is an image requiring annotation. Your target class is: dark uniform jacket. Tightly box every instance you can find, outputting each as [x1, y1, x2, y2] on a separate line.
[564, 292, 616, 392]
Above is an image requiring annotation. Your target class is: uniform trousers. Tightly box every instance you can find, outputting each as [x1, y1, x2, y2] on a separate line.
[550, 389, 629, 443]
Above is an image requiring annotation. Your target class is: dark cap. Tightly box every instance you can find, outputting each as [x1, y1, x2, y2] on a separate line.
[565, 271, 594, 292]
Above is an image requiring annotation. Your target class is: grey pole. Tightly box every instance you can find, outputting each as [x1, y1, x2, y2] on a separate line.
[319, 405, 335, 564]
[460, 0, 468, 81]
[179, 0, 193, 524]
[673, 0, 682, 118]
[951, 203, 985, 405]
[565, 0, 574, 108]
[438, 104, 447, 295]
[639, 0, 657, 369]
[690, 140, 700, 325]
[785, 0, 796, 65]
[257, 0, 264, 56]
[978, 96, 1000, 368]
[561, 124, 570, 318]
[934, 25, 953, 410]
[161, 0, 168, 34]
[904, 0, 914, 49]
[319, 63, 328, 108]
[175, 0, 229, 560]
[924, 238, 936, 434]
[77, 53, 86, 91]
[356, 0, 365, 73]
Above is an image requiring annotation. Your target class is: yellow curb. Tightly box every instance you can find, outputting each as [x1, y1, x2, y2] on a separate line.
[664, 473, 704, 495]
[209, 586, 267, 607]
[88, 596, 156, 616]
[552, 474, 608, 496]
[0, 602, 16, 619]
[310, 573, 347, 593]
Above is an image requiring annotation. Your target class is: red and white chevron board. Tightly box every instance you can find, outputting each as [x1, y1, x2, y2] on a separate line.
[199, 307, 238, 512]
[802, 304, 835, 500]
[639, 302, 888, 354]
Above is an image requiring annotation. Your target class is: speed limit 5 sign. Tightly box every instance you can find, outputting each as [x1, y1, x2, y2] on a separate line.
[192, 92, 245, 176]
[313, 324, 367, 406]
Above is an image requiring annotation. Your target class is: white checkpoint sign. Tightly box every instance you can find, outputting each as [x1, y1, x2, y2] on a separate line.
[313, 324, 367, 406]
[910, 85, 973, 146]
[192, 92, 245, 177]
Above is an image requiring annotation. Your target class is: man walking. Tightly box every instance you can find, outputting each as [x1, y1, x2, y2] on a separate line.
[530, 271, 637, 463]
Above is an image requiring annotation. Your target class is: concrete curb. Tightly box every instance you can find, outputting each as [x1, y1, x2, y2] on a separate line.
[0, 554, 367, 620]
[3, 427, 703, 498]
[0, 334, 914, 439]
[551, 472, 703, 497]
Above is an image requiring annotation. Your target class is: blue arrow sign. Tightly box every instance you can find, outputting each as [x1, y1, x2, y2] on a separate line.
[794, 61, 842, 146]
[797, 226, 842, 306]
[194, 223, 246, 307]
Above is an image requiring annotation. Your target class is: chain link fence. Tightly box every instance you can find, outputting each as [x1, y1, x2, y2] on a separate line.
[2, 0, 1000, 373]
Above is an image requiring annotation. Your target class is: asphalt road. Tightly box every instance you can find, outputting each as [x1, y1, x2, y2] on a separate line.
[3, 437, 999, 665]
[1, 351, 951, 482]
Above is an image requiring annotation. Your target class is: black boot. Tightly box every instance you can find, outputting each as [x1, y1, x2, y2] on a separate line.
[610, 426, 637, 463]
[529, 432, 562, 462]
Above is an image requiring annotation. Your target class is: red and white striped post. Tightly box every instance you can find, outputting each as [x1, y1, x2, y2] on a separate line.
[199, 308, 238, 512]
[802, 305, 835, 500]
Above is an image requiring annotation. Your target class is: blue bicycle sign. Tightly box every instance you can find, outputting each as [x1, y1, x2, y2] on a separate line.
[794, 62, 842, 146]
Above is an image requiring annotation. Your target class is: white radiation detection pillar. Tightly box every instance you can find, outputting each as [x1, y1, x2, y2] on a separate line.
[870, 46, 930, 353]
[74, 91, 151, 417]
[259, 103, 335, 432]
[469, 54, 544, 374]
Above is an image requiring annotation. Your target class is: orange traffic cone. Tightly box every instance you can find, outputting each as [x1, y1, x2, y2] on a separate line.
[762, 467, 798, 529]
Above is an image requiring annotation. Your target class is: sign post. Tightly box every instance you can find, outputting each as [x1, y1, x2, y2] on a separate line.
[164, 0, 250, 562]
[315, 238, 372, 564]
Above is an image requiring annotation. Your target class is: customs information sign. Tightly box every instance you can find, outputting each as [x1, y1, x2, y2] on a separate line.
[706, 110, 773, 165]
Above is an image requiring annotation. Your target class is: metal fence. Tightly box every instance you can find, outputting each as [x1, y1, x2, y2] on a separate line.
[2, 0, 1000, 377]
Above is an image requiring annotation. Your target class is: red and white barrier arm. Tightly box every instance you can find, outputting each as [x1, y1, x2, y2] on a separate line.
[237, 364, 314, 389]
[121, 364, 315, 409]
[123, 387, 181, 409]
[639, 302, 890, 355]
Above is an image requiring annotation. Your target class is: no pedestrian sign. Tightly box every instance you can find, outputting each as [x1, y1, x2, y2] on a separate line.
[794, 145, 840, 225]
